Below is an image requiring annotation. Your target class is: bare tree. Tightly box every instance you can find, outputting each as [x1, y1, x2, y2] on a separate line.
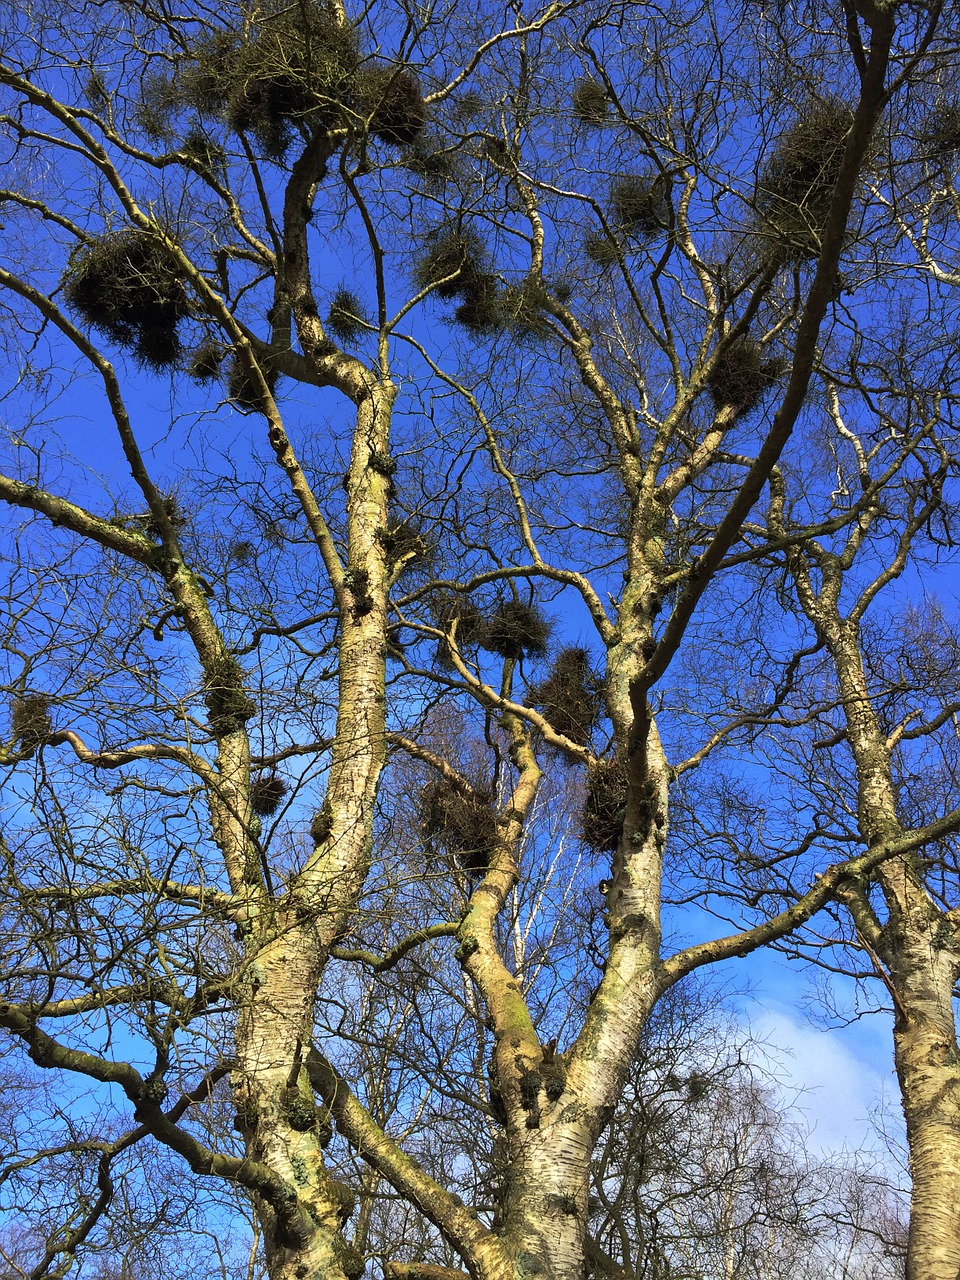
[0, 0, 958, 1278]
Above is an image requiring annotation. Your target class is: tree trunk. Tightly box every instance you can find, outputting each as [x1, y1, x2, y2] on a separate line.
[887, 889, 960, 1280]
[502, 1121, 593, 1280]
[805, 606, 960, 1280]
[235, 921, 360, 1280]
[235, 384, 395, 1280]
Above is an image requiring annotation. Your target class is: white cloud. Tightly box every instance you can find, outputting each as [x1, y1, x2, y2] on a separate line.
[748, 1003, 900, 1158]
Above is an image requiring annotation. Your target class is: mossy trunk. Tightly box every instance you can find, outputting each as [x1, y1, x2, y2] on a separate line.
[886, 882, 960, 1280]
[818, 611, 960, 1280]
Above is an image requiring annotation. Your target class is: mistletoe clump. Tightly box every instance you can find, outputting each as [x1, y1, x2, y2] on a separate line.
[63, 230, 189, 370]
[918, 100, 960, 159]
[420, 775, 500, 875]
[378, 518, 433, 571]
[707, 338, 787, 418]
[414, 227, 501, 332]
[228, 353, 279, 414]
[180, 4, 361, 158]
[435, 598, 489, 666]
[499, 278, 553, 341]
[203, 654, 256, 732]
[609, 174, 669, 240]
[358, 63, 427, 146]
[187, 338, 227, 384]
[142, 493, 188, 540]
[326, 288, 368, 345]
[755, 99, 854, 262]
[404, 136, 458, 186]
[583, 229, 621, 267]
[581, 758, 628, 852]
[11, 694, 52, 757]
[179, 127, 226, 175]
[572, 76, 610, 125]
[529, 647, 604, 749]
[481, 601, 551, 661]
[251, 772, 289, 816]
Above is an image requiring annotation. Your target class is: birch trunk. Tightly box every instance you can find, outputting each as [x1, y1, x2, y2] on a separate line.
[888, 880, 960, 1280]
[236, 384, 395, 1280]
[801, 592, 960, 1280]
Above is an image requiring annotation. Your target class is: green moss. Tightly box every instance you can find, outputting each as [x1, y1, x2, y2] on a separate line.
[279, 1085, 319, 1132]
[454, 934, 480, 963]
[368, 450, 396, 478]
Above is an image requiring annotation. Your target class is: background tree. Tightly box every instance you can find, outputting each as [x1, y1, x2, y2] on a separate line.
[0, 0, 959, 1278]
